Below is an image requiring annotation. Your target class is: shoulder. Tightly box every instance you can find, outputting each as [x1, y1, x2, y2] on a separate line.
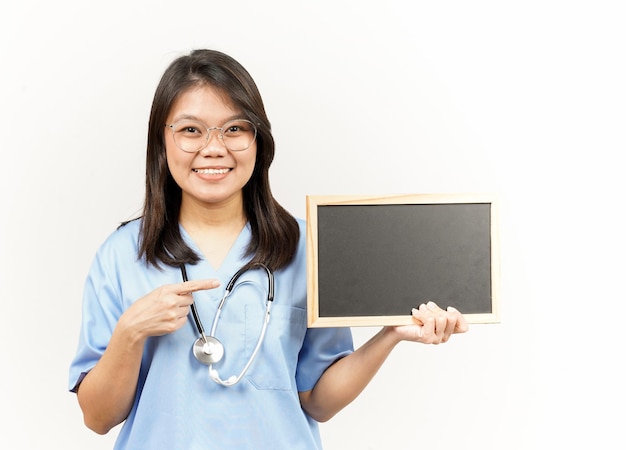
[93, 218, 142, 263]
[85, 218, 163, 297]
[105, 217, 141, 246]
[282, 217, 306, 272]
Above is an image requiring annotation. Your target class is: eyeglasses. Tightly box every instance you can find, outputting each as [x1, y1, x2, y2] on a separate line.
[166, 119, 258, 152]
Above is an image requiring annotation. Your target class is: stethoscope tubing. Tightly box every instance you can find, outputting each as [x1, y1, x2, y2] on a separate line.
[180, 263, 274, 386]
[180, 264, 208, 339]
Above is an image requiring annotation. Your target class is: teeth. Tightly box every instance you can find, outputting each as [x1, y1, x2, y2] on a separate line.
[193, 168, 230, 175]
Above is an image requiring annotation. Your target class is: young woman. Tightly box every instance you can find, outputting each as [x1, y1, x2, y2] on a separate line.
[69, 49, 468, 449]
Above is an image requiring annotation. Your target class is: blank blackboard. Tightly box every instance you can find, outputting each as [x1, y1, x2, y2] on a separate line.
[306, 194, 500, 327]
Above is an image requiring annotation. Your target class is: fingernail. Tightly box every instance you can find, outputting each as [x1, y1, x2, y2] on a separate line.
[411, 308, 418, 314]
[427, 301, 436, 310]
[447, 306, 458, 312]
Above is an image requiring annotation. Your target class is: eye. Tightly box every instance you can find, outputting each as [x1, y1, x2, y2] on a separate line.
[224, 121, 252, 136]
[175, 122, 205, 138]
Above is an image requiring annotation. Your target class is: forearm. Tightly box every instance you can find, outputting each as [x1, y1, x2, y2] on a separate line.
[76, 323, 146, 434]
[300, 327, 401, 422]
[300, 303, 468, 422]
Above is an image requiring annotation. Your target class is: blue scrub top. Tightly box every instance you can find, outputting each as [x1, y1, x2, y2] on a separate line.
[68, 219, 354, 450]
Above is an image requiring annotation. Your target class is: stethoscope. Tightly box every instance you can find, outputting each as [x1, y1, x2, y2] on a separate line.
[180, 263, 274, 387]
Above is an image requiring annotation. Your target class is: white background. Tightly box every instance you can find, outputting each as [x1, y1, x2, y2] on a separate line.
[1, 1, 625, 449]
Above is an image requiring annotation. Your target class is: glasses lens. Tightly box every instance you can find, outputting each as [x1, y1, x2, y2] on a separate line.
[222, 120, 257, 151]
[170, 120, 208, 153]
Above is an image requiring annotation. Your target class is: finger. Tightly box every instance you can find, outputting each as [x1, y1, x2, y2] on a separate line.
[421, 316, 435, 340]
[414, 303, 448, 343]
[427, 301, 447, 336]
[177, 305, 190, 317]
[447, 306, 469, 333]
[426, 301, 444, 313]
[441, 315, 457, 343]
[176, 279, 221, 295]
[434, 314, 448, 342]
[412, 303, 434, 326]
[411, 307, 425, 325]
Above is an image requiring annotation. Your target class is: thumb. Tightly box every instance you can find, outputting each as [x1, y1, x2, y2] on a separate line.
[447, 306, 469, 333]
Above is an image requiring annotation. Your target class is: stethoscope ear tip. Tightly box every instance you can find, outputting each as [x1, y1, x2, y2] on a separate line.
[208, 370, 238, 386]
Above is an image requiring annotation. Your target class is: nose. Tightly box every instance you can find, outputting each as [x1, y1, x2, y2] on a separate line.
[200, 128, 227, 156]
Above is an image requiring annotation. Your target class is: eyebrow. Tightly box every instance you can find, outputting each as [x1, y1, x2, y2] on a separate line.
[170, 114, 245, 125]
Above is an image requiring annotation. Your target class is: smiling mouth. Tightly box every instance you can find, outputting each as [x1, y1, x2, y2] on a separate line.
[192, 168, 231, 175]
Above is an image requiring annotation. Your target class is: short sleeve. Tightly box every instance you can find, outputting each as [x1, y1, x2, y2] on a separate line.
[67, 233, 128, 392]
[295, 326, 353, 392]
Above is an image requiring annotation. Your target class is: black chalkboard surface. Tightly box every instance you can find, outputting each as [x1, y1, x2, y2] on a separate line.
[306, 194, 500, 327]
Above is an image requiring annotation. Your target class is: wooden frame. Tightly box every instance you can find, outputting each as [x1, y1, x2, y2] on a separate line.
[306, 194, 500, 327]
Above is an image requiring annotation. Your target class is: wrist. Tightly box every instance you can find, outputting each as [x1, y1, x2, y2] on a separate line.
[379, 326, 403, 347]
[114, 316, 148, 349]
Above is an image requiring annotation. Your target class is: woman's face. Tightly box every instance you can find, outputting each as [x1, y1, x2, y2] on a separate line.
[165, 85, 257, 211]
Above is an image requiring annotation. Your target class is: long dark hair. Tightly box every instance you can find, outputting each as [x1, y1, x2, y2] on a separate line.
[138, 49, 299, 270]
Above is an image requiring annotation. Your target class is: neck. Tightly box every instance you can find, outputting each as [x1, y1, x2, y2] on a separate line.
[179, 193, 247, 231]
[178, 193, 248, 269]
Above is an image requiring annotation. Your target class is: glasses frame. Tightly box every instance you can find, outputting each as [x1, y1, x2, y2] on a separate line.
[165, 118, 258, 153]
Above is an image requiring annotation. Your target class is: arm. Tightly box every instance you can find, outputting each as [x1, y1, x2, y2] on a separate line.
[76, 279, 219, 434]
[299, 302, 468, 422]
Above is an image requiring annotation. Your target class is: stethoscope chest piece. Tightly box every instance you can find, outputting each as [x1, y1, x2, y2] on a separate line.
[192, 336, 224, 365]
[181, 262, 274, 386]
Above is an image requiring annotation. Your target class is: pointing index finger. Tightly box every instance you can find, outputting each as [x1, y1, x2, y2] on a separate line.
[178, 279, 221, 295]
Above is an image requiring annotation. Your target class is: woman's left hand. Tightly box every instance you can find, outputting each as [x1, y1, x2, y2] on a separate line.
[392, 301, 469, 345]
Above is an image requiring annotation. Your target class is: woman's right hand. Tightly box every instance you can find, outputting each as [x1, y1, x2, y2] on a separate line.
[77, 278, 220, 434]
[118, 279, 221, 341]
